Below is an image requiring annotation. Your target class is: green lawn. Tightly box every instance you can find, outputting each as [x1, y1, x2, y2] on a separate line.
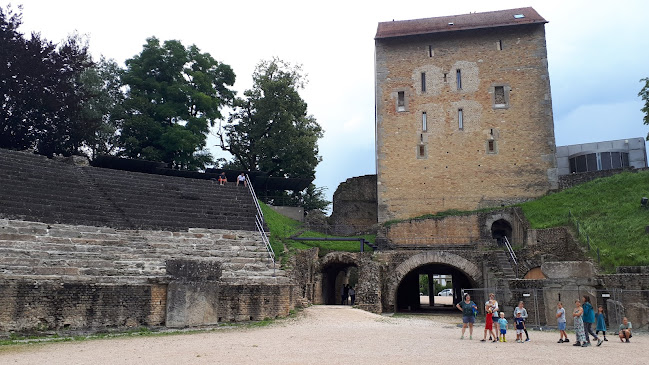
[519, 171, 649, 271]
[259, 202, 375, 265]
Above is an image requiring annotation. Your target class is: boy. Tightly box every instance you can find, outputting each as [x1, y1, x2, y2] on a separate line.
[497, 312, 508, 342]
[618, 317, 632, 343]
[515, 311, 526, 343]
[556, 302, 569, 343]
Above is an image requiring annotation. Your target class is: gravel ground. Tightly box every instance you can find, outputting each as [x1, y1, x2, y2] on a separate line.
[0, 306, 646, 365]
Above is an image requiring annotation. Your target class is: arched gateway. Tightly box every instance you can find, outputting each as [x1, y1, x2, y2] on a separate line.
[386, 251, 483, 312]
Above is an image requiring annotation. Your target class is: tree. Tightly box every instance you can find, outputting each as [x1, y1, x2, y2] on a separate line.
[640, 78, 649, 140]
[120, 37, 235, 170]
[0, 5, 94, 156]
[80, 57, 126, 158]
[219, 58, 323, 179]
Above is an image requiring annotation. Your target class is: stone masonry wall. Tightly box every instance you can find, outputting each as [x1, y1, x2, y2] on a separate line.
[558, 167, 648, 190]
[375, 24, 557, 222]
[385, 215, 480, 245]
[0, 278, 166, 333]
[329, 175, 378, 234]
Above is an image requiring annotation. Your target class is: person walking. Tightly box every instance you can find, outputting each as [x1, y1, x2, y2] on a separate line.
[456, 293, 478, 340]
[513, 301, 530, 342]
[595, 305, 607, 343]
[573, 299, 587, 347]
[582, 295, 601, 346]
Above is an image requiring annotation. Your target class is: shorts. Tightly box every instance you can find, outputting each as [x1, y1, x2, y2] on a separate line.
[485, 315, 493, 330]
[558, 322, 566, 331]
[500, 329, 507, 335]
[516, 329, 524, 334]
[463, 316, 475, 324]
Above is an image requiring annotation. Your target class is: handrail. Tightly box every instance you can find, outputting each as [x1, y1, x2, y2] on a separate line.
[245, 174, 275, 271]
[503, 236, 517, 265]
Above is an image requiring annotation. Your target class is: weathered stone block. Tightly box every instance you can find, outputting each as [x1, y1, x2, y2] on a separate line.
[542, 261, 596, 279]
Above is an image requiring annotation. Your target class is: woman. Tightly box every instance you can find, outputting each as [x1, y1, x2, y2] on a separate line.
[481, 295, 497, 342]
[573, 299, 587, 347]
[486, 293, 500, 339]
[456, 293, 478, 340]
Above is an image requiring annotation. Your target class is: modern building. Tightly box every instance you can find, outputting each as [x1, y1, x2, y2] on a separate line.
[556, 137, 647, 175]
[375, 8, 558, 223]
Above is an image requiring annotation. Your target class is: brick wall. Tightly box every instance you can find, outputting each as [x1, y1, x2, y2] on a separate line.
[558, 167, 648, 190]
[385, 215, 480, 245]
[375, 24, 557, 222]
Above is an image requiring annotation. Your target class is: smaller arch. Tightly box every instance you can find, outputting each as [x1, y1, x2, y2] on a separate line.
[523, 267, 547, 280]
[491, 219, 512, 244]
[319, 252, 361, 305]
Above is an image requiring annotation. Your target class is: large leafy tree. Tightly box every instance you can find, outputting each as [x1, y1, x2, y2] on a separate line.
[219, 58, 323, 179]
[121, 37, 235, 170]
[80, 57, 126, 158]
[0, 5, 94, 156]
[640, 78, 649, 140]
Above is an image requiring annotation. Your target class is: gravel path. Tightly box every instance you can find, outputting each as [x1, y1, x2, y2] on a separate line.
[0, 306, 646, 365]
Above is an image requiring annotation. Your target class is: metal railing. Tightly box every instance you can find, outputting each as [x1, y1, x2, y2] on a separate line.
[503, 236, 518, 266]
[245, 174, 275, 271]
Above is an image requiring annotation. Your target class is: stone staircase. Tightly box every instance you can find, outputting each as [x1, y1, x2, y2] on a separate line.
[494, 250, 517, 279]
[0, 148, 258, 232]
[0, 219, 283, 283]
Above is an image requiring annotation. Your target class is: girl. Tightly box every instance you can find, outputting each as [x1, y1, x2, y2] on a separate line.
[513, 301, 530, 342]
[573, 299, 586, 347]
[595, 305, 607, 343]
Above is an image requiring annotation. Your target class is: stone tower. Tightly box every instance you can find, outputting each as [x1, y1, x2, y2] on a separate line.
[375, 7, 558, 223]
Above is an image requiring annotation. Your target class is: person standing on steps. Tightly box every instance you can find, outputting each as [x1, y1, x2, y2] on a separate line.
[513, 301, 530, 342]
[236, 172, 247, 187]
[456, 293, 478, 340]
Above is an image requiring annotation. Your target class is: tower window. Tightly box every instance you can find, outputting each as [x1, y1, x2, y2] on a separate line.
[428, 45, 433, 57]
[397, 91, 405, 112]
[418, 144, 426, 159]
[497, 40, 503, 50]
[456, 69, 462, 90]
[443, 73, 447, 83]
[422, 112, 427, 131]
[493, 85, 510, 109]
[421, 72, 426, 93]
[488, 140, 496, 153]
[458, 109, 464, 130]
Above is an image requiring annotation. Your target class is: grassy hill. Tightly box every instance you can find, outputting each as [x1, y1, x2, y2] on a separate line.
[519, 171, 649, 271]
[259, 202, 375, 266]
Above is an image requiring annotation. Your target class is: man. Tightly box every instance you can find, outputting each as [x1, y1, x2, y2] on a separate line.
[618, 317, 632, 343]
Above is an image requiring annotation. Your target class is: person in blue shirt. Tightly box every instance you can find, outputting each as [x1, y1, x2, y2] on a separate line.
[514, 312, 526, 343]
[595, 305, 607, 343]
[497, 312, 508, 342]
[582, 295, 602, 346]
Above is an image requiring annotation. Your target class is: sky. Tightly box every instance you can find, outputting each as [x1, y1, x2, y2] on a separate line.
[12, 0, 649, 210]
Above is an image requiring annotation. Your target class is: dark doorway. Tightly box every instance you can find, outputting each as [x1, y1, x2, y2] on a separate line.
[491, 219, 512, 245]
[322, 263, 358, 305]
[396, 263, 475, 312]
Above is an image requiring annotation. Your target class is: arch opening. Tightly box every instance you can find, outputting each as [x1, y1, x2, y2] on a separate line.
[395, 263, 475, 313]
[321, 263, 359, 305]
[491, 219, 512, 245]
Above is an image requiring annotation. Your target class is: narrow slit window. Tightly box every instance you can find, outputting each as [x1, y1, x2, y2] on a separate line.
[428, 45, 433, 57]
[456, 69, 462, 90]
[443, 73, 447, 83]
[494, 86, 506, 105]
[488, 140, 495, 152]
[419, 145, 426, 158]
[458, 109, 463, 130]
[422, 112, 427, 131]
[421, 72, 426, 93]
[497, 40, 503, 50]
[397, 91, 405, 111]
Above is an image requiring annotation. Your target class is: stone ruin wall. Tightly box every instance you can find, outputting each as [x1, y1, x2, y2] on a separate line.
[329, 175, 377, 234]
[0, 219, 298, 334]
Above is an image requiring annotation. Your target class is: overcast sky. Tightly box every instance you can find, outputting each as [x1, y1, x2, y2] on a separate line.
[13, 0, 649, 209]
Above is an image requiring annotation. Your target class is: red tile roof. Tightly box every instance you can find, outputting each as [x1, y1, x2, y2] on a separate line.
[375, 7, 547, 39]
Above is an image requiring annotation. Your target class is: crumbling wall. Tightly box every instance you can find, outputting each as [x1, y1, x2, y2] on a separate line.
[330, 175, 377, 234]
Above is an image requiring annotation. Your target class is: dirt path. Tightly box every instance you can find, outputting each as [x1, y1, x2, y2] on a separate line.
[1, 306, 646, 365]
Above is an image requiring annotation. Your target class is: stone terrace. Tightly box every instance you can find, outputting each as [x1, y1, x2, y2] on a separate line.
[0, 148, 258, 231]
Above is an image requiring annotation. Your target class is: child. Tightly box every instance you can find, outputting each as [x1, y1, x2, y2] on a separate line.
[514, 312, 526, 343]
[556, 302, 569, 343]
[497, 312, 508, 342]
[482, 298, 497, 342]
[595, 305, 607, 343]
[573, 299, 587, 347]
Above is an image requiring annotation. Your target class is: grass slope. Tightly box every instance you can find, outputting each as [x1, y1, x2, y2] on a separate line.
[259, 202, 375, 265]
[520, 171, 649, 271]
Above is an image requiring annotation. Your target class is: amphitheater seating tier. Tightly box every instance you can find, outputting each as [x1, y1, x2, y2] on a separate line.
[0, 149, 259, 232]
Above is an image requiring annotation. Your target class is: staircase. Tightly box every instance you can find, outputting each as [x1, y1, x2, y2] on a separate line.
[494, 251, 517, 279]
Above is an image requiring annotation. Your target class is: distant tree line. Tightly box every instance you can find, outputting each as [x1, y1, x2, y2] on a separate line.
[0, 5, 328, 211]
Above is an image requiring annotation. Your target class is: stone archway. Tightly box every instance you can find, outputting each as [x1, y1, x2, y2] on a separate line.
[319, 252, 361, 305]
[491, 219, 512, 244]
[386, 251, 482, 312]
